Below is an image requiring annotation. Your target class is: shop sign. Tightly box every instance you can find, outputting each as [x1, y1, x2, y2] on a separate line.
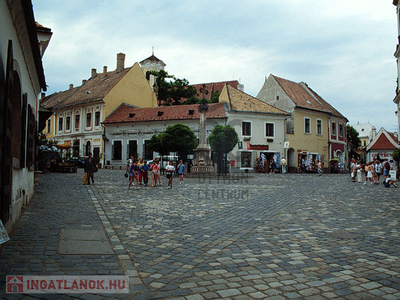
[248, 144, 269, 151]
[230, 160, 235, 166]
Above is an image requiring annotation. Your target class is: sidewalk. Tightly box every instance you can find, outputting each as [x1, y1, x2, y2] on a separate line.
[0, 171, 131, 299]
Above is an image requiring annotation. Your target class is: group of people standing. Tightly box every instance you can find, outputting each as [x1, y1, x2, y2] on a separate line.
[127, 157, 185, 190]
[350, 159, 397, 187]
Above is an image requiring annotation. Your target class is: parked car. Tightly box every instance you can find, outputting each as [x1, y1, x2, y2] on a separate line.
[67, 157, 85, 168]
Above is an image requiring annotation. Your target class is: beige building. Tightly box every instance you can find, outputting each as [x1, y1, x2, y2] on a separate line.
[257, 74, 348, 172]
[1, 0, 50, 232]
[41, 53, 159, 162]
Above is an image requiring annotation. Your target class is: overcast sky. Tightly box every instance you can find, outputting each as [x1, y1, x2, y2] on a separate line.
[33, 0, 398, 132]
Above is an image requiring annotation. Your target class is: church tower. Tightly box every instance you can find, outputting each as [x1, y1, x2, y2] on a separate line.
[139, 49, 166, 91]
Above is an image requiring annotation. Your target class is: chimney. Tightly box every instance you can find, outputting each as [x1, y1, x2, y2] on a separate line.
[69, 84, 73, 90]
[82, 79, 87, 85]
[116, 53, 125, 72]
[103, 66, 108, 77]
[91, 68, 97, 78]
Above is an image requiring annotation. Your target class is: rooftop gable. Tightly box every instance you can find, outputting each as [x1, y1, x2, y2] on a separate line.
[220, 84, 288, 115]
[272, 75, 347, 120]
[366, 127, 399, 151]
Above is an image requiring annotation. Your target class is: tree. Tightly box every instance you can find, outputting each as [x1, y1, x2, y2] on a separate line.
[162, 124, 197, 159]
[346, 124, 361, 159]
[208, 125, 239, 174]
[147, 70, 196, 106]
[148, 133, 168, 156]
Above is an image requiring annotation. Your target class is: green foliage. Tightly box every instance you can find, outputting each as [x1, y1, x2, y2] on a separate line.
[346, 124, 361, 149]
[393, 148, 400, 162]
[162, 124, 197, 156]
[210, 91, 221, 103]
[147, 70, 196, 106]
[208, 125, 238, 155]
[148, 133, 168, 156]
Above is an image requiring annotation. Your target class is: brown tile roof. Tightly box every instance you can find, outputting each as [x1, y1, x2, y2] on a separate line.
[40, 67, 131, 110]
[139, 54, 165, 64]
[369, 129, 399, 150]
[191, 81, 239, 101]
[103, 103, 227, 124]
[225, 85, 288, 115]
[272, 75, 347, 120]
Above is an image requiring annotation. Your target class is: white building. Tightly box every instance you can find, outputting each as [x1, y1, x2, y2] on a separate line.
[102, 84, 288, 171]
[0, 0, 50, 232]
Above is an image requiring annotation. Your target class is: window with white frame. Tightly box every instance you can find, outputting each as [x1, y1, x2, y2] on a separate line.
[95, 111, 100, 127]
[86, 112, 92, 128]
[265, 123, 274, 137]
[75, 114, 80, 130]
[58, 117, 63, 132]
[66, 116, 71, 131]
[331, 121, 336, 135]
[46, 119, 51, 134]
[316, 119, 322, 135]
[339, 124, 344, 137]
[242, 121, 251, 136]
[304, 117, 311, 134]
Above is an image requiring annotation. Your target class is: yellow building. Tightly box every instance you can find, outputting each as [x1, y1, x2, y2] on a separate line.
[41, 53, 160, 161]
[257, 75, 348, 172]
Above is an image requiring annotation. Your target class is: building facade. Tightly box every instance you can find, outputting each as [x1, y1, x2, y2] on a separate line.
[257, 75, 348, 172]
[366, 127, 399, 166]
[41, 54, 158, 162]
[394, 0, 400, 142]
[103, 85, 288, 172]
[0, 0, 49, 232]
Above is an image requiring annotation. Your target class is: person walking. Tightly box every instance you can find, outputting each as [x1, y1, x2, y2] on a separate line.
[280, 157, 287, 174]
[350, 159, 357, 182]
[128, 159, 140, 190]
[165, 160, 175, 189]
[177, 160, 185, 184]
[317, 160, 323, 176]
[364, 163, 373, 185]
[142, 160, 149, 186]
[382, 159, 390, 180]
[126, 155, 134, 181]
[374, 160, 382, 184]
[156, 159, 162, 186]
[84, 152, 97, 185]
[150, 160, 159, 188]
[137, 158, 144, 185]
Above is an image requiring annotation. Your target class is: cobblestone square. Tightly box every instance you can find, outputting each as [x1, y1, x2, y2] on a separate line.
[1, 170, 400, 299]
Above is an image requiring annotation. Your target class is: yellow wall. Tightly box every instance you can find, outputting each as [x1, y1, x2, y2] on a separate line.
[103, 63, 157, 118]
[43, 114, 55, 139]
[288, 110, 329, 166]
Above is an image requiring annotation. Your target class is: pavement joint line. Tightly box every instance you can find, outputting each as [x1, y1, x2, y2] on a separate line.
[85, 185, 143, 286]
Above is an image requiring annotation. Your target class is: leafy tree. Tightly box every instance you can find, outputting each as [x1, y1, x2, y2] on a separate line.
[162, 124, 197, 159]
[210, 91, 221, 103]
[208, 125, 239, 174]
[148, 133, 168, 156]
[393, 148, 400, 162]
[346, 124, 361, 160]
[346, 124, 361, 149]
[147, 70, 196, 106]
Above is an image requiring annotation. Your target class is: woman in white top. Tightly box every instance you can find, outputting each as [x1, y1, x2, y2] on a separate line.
[165, 160, 176, 189]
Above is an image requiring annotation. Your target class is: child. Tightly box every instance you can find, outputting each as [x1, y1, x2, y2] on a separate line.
[177, 160, 185, 184]
[165, 160, 175, 189]
[128, 159, 140, 190]
[150, 160, 159, 188]
[142, 160, 149, 186]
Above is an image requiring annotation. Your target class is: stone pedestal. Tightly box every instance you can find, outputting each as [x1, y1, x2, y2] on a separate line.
[192, 146, 214, 173]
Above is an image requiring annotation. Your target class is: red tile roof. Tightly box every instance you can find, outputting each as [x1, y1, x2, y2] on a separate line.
[369, 130, 399, 150]
[103, 103, 227, 124]
[40, 68, 131, 110]
[191, 81, 239, 101]
[273, 75, 347, 120]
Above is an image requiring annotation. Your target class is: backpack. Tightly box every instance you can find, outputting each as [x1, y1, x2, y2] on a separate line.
[385, 162, 390, 170]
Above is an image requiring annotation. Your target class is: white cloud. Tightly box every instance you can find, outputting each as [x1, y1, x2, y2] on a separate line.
[33, 0, 399, 131]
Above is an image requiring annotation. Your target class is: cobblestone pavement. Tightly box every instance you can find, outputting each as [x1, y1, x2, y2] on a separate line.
[1, 169, 400, 299]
